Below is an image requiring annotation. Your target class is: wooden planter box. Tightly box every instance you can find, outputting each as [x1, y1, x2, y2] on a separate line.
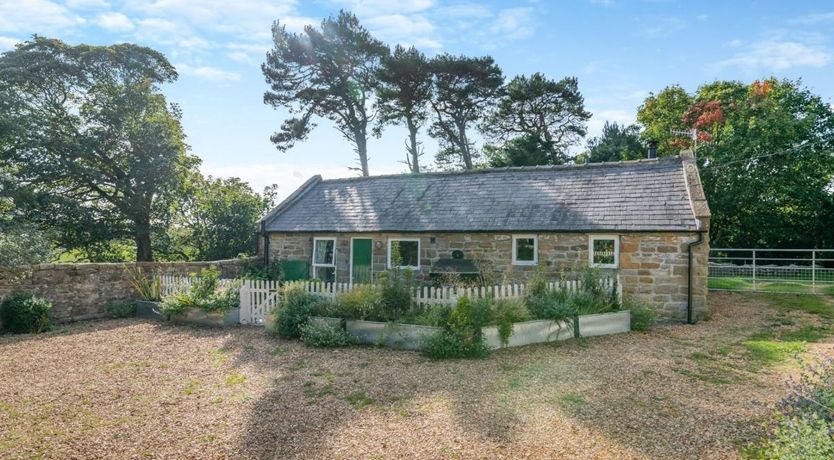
[577, 310, 631, 337]
[482, 319, 573, 349]
[135, 300, 167, 321]
[170, 308, 240, 327]
[345, 319, 441, 350]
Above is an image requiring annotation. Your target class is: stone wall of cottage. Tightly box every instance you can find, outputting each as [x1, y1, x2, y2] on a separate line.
[266, 231, 709, 321]
[0, 258, 253, 323]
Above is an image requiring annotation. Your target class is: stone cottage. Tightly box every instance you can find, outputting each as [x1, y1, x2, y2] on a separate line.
[258, 151, 711, 321]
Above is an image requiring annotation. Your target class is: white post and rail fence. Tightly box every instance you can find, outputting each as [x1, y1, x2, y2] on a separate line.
[158, 276, 620, 326]
[708, 248, 834, 295]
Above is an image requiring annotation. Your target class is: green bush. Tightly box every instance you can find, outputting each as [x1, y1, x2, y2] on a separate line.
[379, 269, 415, 318]
[421, 296, 491, 360]
[401, 303, 453, 327]
[0, 292, 52, 334]
[524, 265, 618, 324]
[299, 322, 356, 348]
[160, 267, 240, 315]
[421, 328, 490, 360]
[106, 300, 136, 318]
[334, 284, 385, 321]
[492, 299, 530, 347]
[271, 283, 328, 339]
[626, 301, 657, 331]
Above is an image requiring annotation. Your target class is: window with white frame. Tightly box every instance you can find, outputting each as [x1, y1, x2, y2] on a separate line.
[312, 237, 336, 282]
[512, 235, 538, 265]
[388, 238, 420, 270]
[589, 235, 619, 268]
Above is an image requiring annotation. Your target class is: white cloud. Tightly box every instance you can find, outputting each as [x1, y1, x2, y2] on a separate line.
[201, 161, 406, 201]
[640, 16, 685, 38]
[696, 14, 708, 21]
[589, 0, 614, 6]
[335, 0, 434, 16]
[490, 7, 535, 40]
[66, 0, 110, 8]
[0, 35, 19, 50]
[789, 11, 834, 25]
[586, 109, 636, 138]
[727, 39, 743, 48]
[0, 0, 85, 33]
[177, 63, 241, 81]
[365, 14, 437, 48]
[94, 12, 134, 32]
[717, 40, 832, 71]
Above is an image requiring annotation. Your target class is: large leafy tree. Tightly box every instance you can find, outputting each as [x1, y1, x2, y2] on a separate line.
[485, 134, 555, 167]
[638, 79, 834, 248]
[584, 122, 644, 163]
[263, 11, 388, 176]
[483, 73, 591, 164]
[375, 45, 432, 173]
[429, 54, 504, 170]
[168, 176, 275, 261]
[0, 37, 195, 261]
[636, 84, 693, 156]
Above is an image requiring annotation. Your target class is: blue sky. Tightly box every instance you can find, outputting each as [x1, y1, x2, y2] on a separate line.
[2, 0, 833, 200]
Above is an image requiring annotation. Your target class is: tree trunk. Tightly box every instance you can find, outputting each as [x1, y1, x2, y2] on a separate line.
[356, 132, 370, 177]
[406, 118, 420, 173]
[458, 123, 473, 169]
[135, 219, 153, 262]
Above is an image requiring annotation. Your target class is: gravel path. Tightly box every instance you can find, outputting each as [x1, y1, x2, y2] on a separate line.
[1, 292, 832, 459]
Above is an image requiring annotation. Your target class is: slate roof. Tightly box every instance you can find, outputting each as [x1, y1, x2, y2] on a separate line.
[262, 156, 700, 233]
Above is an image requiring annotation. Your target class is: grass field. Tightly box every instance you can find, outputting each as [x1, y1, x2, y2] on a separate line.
[708, 276, 834, 295]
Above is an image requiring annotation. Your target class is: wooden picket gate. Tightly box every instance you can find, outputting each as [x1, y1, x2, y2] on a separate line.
[239, 279, 280, 325]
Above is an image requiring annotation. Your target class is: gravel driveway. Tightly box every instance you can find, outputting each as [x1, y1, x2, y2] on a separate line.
[1, 292, 832, 459]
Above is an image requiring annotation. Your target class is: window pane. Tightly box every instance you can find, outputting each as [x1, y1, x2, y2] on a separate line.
[313, 266, 335, 283]
[515, 238, 535, 261]
[313, 239, 335, 265]
[593, 239, 616, 265]
[391, 240, 419, 267]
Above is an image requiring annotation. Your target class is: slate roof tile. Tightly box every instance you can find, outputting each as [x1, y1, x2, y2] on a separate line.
[263, 156, 699, 233]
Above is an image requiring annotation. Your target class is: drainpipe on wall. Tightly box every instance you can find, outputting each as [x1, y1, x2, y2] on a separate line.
[261, 221, 270, 267]
[687, 220, 706, 325]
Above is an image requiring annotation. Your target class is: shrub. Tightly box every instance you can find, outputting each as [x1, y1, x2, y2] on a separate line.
[299, 322, 356, 348]
[379, 269, 415, 318]
[492, 299, 530, 347]
[160, 267, 240, 315]
[626, 300, 657, 331]
[400, 304, 453, 327]
[0, 292, 52, 334]
[334, 284, 385, 321]
[421, 296, 491, 360]
[107, 300, 136, 318]
[746, 358, 834, 459]
[421, 328, 490, 360]
[271, 283, 328, 339]
[126, 266, 161, 301]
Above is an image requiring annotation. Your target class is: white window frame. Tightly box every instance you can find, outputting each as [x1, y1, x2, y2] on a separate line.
[512, 234, 538, 266]
[387, 238, 421, 270]
[589, 235, 620, 269]
[312, 237, 337, 280]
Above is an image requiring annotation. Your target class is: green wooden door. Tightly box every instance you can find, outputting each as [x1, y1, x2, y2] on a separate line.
[351, 239, 373, 284]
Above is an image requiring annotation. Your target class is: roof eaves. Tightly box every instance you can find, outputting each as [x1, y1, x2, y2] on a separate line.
[260, 175, 322, 231]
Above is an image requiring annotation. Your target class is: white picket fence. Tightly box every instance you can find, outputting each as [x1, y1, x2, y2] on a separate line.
[158, 274, 237, 297]
[159, 276, 619, 326]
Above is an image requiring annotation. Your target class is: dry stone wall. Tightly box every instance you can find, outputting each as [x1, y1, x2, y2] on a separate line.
[0, 258, 253, 323]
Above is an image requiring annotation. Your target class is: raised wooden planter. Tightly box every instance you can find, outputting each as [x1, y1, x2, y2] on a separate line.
[345, 319, 441, 350]
[577, 310, 631, 337]
[170, 308, 240, 327]
[135, 300, 167, 321]
[309, 310, 630, 350]
[482, 319, 573, 349]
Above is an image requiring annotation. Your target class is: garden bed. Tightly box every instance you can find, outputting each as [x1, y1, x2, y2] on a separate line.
[170, 308, 240, 327]
[312, 309, 630, 350]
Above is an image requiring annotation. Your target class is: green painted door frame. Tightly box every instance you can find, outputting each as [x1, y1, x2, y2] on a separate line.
[351, 238, 373, 284]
